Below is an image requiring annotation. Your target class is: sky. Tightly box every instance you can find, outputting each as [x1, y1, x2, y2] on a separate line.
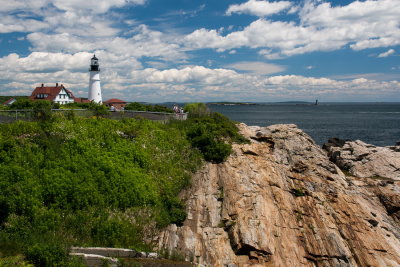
[0, 0, 399, 102]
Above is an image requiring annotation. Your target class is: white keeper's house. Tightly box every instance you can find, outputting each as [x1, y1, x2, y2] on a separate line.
[29, 83, 88, 104]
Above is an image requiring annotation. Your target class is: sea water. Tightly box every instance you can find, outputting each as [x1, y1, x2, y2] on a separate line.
[209, 103, 400, 146]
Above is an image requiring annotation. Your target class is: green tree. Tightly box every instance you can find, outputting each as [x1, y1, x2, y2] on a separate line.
[9, 99, 34, 110]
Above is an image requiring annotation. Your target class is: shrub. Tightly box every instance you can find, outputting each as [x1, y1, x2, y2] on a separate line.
[0, 110, 243, 262]
[125, 102, 173, 113]
[184, 110, 248, 163]
[9, 99, 34, 110]
[25, 242, 68, 267]
[88, 102, 108, 117]
[32, 100, 53, 121]
[0, 117, 204, 260]
[187, 127, 232, 163]
[0, 255, 33, 267]
[184, 103, 210, 118]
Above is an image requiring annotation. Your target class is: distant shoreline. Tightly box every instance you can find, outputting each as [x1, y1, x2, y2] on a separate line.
[208, 102, 258, 106]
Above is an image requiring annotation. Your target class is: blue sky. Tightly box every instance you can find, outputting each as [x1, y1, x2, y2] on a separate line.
[0, 0, 399, 102]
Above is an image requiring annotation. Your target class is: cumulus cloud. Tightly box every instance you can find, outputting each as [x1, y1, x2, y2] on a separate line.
[226, 61, 285, 75]
[0, 0, 399, 102]
[132, 66, 241, 84]
[0, 52, 93, 72]
[0, 15, 49, 33]
[52, 0, 146, 14]
[124, 66, 400, 102]
[378, 49, 395, 58]
[0, 0, 50, 13]
[0, 0, 147, 36]
[0, 52, 399, 102]
[226, 0, 292, 17]
[185, 0, 400, 57]
[27, 25, 185, 61]
[0, 0, 146, 14]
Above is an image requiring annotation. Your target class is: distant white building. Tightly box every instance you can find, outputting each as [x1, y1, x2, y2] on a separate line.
[88, 55, 102, 103]
[3, 98, 16, 106]
[29, 83, 76, 105]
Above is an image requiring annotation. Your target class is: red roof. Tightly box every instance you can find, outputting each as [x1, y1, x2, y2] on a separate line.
[29, 84, 75, 101]
[3, 98, 16, 105]
[74, 98, 90, 103]
[104, 98, 127, 104]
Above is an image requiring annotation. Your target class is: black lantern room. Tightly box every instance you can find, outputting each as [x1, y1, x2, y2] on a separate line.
[90, 55, 99, 71]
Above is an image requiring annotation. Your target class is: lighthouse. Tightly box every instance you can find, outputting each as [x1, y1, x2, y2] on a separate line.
[88, 54, 102, 103]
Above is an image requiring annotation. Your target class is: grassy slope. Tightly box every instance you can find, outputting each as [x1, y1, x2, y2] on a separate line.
[0, 111, 245, 266]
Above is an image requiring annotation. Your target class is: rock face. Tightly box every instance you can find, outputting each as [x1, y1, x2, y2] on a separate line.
[324, 138, 400, 180]
[159, 124, 400, 267]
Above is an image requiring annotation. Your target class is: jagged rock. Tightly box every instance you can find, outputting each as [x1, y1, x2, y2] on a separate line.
[158, 124, 400, 267]
[322, 138, 349, 151]
[324, 139, 400, 180]
[374, 184, 400, 222]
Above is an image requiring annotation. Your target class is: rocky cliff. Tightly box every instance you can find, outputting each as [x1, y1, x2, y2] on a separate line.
[159, 124, 400, 267]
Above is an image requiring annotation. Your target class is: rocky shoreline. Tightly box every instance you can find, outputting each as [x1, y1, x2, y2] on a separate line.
[323, 138, 400, 181]
[159, 123, 400, 267]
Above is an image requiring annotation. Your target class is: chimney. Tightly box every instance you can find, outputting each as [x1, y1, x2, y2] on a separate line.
[41, 83, 44, 87]
[56, 83, 59, 87]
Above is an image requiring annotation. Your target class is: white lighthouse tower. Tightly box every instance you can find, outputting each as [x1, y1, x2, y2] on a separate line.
[88, 54, 102, 103]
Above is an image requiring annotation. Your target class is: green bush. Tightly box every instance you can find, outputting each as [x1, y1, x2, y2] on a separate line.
[88, 102, 108, 117]
[9, 99, 34, 110]
[184, 103, 210, 118]
[125, 102, 173, 113]
[25, 243, 68, 267]
[32, 100, 53, 121]
[0, 117, 204, 263]
[0, 255, 33, 267]
[62, 102, 90, 109]
[0, 108, 244, 263]
[184, 110, 248, 163]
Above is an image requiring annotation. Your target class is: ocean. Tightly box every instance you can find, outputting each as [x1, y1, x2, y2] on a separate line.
[208, 103, 400, 147]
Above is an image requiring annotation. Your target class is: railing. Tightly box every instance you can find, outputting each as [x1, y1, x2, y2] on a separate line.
[0, 109, 188, 123]
[0, 109, 35, 123]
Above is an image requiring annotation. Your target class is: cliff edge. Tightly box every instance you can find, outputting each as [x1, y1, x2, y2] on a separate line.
[159, 123, 400, 267]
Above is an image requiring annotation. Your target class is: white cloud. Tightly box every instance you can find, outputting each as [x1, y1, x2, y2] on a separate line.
[132, 66, 241, 84]
[0, 53, 399, 102]
[0, 0, 147, 36]
[27, 25, 185, 61]
[0, 0, 50, 12]
[378, 49, 395, 58]
[185, 0, 400, 57]
[0, 15, 49, 33]
[52, 0, 146, 14]
[0, 0, 146, 14]
[0, 52, 92, 72]
[226, 61, 285, 75]
[0, 0, 399, 102]
[226, 0, 292, 17]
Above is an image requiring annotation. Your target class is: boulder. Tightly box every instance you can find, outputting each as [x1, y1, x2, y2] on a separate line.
[324, 139, 400, 180]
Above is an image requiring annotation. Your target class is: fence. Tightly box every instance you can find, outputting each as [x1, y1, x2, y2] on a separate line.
[0, 110, 35, 123]
[0, 109, 187, 123]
